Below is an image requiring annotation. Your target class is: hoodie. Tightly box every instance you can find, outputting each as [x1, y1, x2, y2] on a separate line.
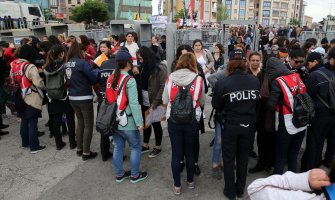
[162, 68, 206, 120]
[266, 57, 292, 112]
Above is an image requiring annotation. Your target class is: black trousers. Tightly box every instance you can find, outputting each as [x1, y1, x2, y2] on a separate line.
[142, 105, 163, 146]
[256, 122, 275, 168]
[301, 114, 335, 172]
[51, 113, 76, 148]
[222, 122, 255, 198]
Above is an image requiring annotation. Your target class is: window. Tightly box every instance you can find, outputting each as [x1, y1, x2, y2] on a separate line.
[234, 9, 237, 14]
[272, 10, 279, 17]
[263, 1, 271, 8]
[256, 3, 259, 8]
[281, 3, 288, 9]
[28, 7, 41, 17]
[235, 0, 237, 5]
[263, 10, 270, 17]
[240, 0, 246, 7]
[226, 9, 231, 17]
[77, 0, 80, 4]
[205, 1, 210, 12]
[280, 12, 287, 17]
[239, 9, 245, 16]
[262, 18, 269, 26]
[225, 0, 231, 5]
[68, 0, 71, 4]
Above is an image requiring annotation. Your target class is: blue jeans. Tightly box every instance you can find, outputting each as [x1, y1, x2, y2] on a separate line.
[273, 125, 305, 175]
[212, 120, 222, 164]
[168, 119, 198, 187]
[113, 129, 141, 177]
[20, 117, 40, 151]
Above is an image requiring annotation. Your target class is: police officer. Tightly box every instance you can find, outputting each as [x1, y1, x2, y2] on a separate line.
[212, 49, 260, 200]
[97, 40, 115, 161]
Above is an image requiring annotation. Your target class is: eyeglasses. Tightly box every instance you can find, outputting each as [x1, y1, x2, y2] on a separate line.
[294, 60, 304, 64]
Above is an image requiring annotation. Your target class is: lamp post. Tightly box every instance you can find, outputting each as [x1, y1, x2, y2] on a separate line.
[182, 0, 187, 27]
[138, 0, 141, 19]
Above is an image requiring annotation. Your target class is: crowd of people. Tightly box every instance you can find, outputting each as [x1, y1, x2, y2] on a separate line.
[0, 28, 335, 199]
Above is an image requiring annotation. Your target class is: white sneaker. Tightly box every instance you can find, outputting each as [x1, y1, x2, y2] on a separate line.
[30, 145, 46, 154]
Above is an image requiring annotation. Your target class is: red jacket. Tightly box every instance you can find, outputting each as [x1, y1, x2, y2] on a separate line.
[85, 45, 96, 66]
[4, 47, 15, 66]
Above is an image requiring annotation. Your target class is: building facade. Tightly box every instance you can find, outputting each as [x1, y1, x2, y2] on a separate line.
[222, 0, 303, 27]
[113, 0, 152, 20]
[304, 15, 312, 28]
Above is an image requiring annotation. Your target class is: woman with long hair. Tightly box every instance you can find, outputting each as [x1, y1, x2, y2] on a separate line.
[212, 50, 260, 199]
[212, 43, 225, 71]
[137, 46, 167, 158]
[105, 49, 147, 183]
[162, 52, 206, 195]
[193, 39, 214, 76]
[79, 35, 96, 65]
[64, 40, 99, 160]
[43, 44, 76, 150]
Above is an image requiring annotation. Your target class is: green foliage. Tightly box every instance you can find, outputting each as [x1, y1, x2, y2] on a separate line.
[216, 2, 229, 22]
[71, 0, 109, 23]
[289, 18, 299, 25]
[173, 9, 188, 22]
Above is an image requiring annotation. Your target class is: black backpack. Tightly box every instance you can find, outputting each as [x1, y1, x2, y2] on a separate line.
[280, 77, 315, 128]
[96, 76, 130, 136]
[315, 70, 335, 113]
[44, 65, 67, 100]
[170, 76, 198, 124]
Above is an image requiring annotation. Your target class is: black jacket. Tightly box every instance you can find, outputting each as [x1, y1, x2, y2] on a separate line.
[306, 65, 335, 115]
[212, 69, 260, 124]
[98, 55, 116, 99]
[212, 53, 224, 70]
[267, 58, 292, 111]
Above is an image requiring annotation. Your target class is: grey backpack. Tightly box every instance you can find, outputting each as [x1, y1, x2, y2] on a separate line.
[44, 65, 67, 100]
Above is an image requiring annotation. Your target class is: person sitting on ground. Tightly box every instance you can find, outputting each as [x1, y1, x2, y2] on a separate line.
[248, 168, 334, 200]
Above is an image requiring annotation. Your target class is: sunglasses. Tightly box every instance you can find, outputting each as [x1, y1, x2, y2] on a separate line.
[294, 60, 304, 64]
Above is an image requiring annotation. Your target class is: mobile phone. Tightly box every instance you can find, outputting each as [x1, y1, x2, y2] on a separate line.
[323, 183, 335, 200]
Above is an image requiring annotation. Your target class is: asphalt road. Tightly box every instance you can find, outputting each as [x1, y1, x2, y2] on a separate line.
[0, 97, 291, 200]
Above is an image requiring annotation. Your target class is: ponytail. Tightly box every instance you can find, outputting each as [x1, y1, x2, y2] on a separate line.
[112, 60, 128, 89]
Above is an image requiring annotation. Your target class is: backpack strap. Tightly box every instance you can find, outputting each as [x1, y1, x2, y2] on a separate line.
[314, 71, 332, 109]
[117, 75, 131, 96]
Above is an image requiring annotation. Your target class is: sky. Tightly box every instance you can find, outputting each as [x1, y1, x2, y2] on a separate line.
[305, 0, 334, 22]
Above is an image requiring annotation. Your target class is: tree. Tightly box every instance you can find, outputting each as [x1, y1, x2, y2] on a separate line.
[71, 0, 109, 23]
[289, 18, 299, 26]
[216, 2, 229, 22]
[173, 8, 188, 22]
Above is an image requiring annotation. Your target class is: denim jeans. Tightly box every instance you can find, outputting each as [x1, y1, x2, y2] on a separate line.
[212, 120, 222, 164]
[273, 126, 305, 175]
[20, 117, 40, 151]
[168, 119, 198, 187]
[113, 129, 142, 177]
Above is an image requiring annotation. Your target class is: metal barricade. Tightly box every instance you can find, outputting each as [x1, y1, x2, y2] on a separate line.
[175, 28, 221, 53]
[67, 29, 112, 42]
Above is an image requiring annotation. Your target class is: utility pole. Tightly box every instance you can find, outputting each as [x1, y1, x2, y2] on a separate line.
[138, 0, 141, 19]
[182, 0, 187, 27]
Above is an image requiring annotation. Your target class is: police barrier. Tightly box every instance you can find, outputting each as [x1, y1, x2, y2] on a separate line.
[67, 29, 112, 43]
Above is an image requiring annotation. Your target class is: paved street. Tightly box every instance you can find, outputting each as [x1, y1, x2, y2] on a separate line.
[1, 98, 277, 200]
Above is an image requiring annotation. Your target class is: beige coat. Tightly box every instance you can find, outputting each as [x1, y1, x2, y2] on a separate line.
[23, 61, 45, 110]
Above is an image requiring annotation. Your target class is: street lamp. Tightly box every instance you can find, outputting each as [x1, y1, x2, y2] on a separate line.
[182, 0, 187, 27]
[138, 0, 141, 19]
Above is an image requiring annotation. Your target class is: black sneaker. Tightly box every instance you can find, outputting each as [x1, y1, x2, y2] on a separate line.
[30, 145, 46, 154]
[70, 142, 77, 150]
[82, 151, 98, 160]
[130, 171, 148, 183]
[76, 150, 83, 156]
[141, 146, 150, 153]
[37, 131, 45, 137]
[148, 148, 161, 158]
[0, 124, 9, 129]
[194, 164, 201, 176]
[56, 142, 66, 150]
[248, 164, 265, 174]
[116, 170, 131, 183]
[102, 152, 113, 162]
[249, 151, 258, 158]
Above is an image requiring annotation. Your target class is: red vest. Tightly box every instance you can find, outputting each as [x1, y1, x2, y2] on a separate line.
[10, 59, 31, 93]
[275, 72, 307, 134]
[105, 74, 131, 111]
